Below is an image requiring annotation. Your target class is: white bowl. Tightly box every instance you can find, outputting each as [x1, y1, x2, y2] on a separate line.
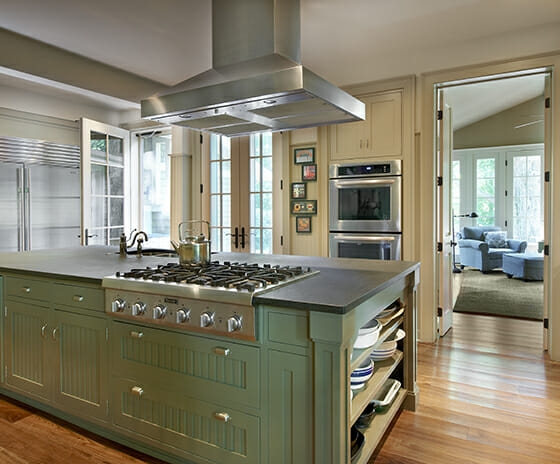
[354, 319, 382, 349]
[351, 370, 373, 385]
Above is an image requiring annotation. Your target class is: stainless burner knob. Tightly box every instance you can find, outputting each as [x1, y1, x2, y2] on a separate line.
[227, 315, 243, 332]
[111, 298, 126, 313]
[176, 308, 191, 323]
[152, 305, 167, 319]
[132, 302, 146, 316]
[200, 311, 215, 328]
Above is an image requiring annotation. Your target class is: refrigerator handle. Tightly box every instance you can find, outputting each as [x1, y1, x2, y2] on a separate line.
[16, 167, 24, 251]
[23, 167, 31, 251]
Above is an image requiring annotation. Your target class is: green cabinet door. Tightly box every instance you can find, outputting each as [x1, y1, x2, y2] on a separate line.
[268, 350, 312, 464]
[4, 300, 50, 401]
[53, 309, 109, 423]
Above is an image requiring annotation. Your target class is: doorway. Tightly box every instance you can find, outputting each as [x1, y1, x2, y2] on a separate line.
[435, 70, 551, 349]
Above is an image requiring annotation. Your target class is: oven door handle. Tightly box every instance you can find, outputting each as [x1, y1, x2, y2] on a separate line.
[330, 177, 398, 188]
[333, 236, 396, 242]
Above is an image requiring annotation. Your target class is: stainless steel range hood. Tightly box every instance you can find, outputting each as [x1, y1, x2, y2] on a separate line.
[140, 0, 365, 137]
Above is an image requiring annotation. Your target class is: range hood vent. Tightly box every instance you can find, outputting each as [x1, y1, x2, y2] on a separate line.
[141, 0, 365, 137]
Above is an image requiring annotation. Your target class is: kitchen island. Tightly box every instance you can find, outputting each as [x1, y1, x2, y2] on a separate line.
[0, 246, 419, 464]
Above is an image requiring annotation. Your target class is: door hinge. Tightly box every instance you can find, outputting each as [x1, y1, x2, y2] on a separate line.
[437, 176, 443, 186]
[200, 184, 203, 194]
[544, 318, 549, 329]
[544, 245, 550, 256]
[437, 110, 443, 120]
[505, 220, 508, 227]
[437, 242, 443, 252]
[200, 134, 203, 144]
[437, 307, 443, 317]
[505, 189, 508, 197]
[545, 97, 551, 109]
[505, 159, 508, 166]
[4, 366, 7, 378]
[4, 305, 6, 317]
[105, 327, 109, 341]
[280, 235, 284, 247]
[280, 179, 283, 190]
[545, 171, 550, 182]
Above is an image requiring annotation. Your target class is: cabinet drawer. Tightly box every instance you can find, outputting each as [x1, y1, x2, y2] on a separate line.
[53, 283, 104, 312]
[113, 376, 260, 464]
[5, 276, 52, 302]
[112, 321, 260, 409]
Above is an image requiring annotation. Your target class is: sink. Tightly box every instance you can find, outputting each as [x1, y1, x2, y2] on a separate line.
[117, 248, 178, 257]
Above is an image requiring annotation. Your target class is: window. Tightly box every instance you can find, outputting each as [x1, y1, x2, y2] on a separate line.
[249, 132, 273, 254]
[475, 157, 496, 226]
[452, 159, 461, 235]
[210, 135, 232, 252]
[139, 132, 171, 248]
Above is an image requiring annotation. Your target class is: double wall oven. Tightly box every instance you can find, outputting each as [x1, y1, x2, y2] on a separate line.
[329, 160, 402, 260]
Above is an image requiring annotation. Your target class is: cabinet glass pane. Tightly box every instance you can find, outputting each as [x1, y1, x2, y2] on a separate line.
[91, 164, 107, 195]
[109, 166, 124, 195]
[108, 136, 124, 165]
[90, 131, 106, 163]
[91, 197, 107, 227]
[250, 193, 261, 227]
[110, 198, 124, 227]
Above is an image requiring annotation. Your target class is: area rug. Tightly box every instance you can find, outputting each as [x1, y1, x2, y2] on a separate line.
[453, 268, 543, 320]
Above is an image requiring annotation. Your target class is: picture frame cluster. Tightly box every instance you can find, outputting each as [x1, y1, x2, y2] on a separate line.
[292, 147, 317, 233]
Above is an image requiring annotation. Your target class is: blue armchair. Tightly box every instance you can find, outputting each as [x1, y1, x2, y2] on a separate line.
[457, 226, 527, 273]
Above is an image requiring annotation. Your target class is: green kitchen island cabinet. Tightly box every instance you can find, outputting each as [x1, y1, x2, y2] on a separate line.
[0, 247, 419, 464]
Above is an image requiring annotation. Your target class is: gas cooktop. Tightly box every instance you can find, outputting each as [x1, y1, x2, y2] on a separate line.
[102, 260, 319, 340]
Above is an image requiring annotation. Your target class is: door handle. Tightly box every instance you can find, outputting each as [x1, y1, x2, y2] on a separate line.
[240, 227, 246, 249]
[52, 327, 58, 341]
[227, 227, 239, 248]
[41, 323, 48, 338]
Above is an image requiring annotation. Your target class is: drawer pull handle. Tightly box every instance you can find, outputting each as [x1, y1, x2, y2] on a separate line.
[130, 331, 144, 339]
[52, 328, 58, 341]
[41, 323, 48, 338]
[130, 386, 144, 397]
[22, 287, 31, 293]
[73, 295, 84, 302]
[214, 347, 230, 357]
[214, 412, 230, 423]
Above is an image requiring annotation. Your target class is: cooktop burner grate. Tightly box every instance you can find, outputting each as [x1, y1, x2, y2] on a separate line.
[114, 261, 313, 293]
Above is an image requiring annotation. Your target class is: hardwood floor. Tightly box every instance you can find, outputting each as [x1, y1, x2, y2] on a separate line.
[0, 313, 556, 463]
[372, 312, 559, 464]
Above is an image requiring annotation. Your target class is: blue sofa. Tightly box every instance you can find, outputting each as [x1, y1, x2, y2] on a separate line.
[457, 226, 527, 273]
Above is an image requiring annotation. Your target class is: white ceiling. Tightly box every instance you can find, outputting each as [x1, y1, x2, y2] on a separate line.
[0, 0, 558, 121]
[444, 74, 545, 129]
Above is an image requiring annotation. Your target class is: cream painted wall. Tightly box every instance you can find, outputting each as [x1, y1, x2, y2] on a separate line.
[454, 97, 545, 149]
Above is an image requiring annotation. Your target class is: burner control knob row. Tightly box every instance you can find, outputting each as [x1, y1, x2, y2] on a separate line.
[132, 302, 146, 316]
[111, 298, 126, 313]
[152, 305, 167, 320]
[227, 315, 243, 333]
[176, 308, 191, 323]
[200, 311, 215, 328]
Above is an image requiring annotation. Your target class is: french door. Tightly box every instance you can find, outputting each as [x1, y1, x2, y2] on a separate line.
[80, 118, 130, 246]
[205, 132, 273, 254]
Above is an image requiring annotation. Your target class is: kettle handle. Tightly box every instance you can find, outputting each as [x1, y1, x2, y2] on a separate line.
[178, 220, 210, 240]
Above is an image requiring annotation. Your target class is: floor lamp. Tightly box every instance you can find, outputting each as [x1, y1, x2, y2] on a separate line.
[452, 211, 478, 273]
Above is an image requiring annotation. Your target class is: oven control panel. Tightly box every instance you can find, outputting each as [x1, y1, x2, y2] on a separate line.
[105, 289, 255, 341]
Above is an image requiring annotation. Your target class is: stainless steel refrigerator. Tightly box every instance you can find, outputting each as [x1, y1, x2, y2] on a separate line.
[0, 136, 81, 253]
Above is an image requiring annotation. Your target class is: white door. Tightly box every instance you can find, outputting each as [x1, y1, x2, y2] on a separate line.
[80, 118, 130, 246]
[543, 73, 552, 351]
[437, 90, 454, 336]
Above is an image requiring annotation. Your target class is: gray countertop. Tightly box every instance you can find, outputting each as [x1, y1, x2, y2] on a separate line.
[0, 246, 419, 314]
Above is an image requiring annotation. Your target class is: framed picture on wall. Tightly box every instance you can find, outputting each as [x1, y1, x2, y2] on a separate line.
[291, 182, 307, 199]
[291, 200, 317, 215]
[294, 147, 315, 164]
[302, 164, 317, 181]
[296, 216, 312, 233]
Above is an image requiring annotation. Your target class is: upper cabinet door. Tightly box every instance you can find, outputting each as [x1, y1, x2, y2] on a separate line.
[329, 91, 402, 161]
[80, 118, 130, 246]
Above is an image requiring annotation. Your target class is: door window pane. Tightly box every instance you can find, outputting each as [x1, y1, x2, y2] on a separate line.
[476, 157, 496, 226]
[90, 131, 106, 163]
[91, 165, 107, 195]
[108, 136, 124, 165]
[109, 166, 124, 195]
[91, 197, 107, 227]
[110, 197, 124, 227]
[209, 135, 232, 252]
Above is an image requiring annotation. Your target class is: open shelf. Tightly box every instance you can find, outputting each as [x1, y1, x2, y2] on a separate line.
[350, 317, 403, 372]
[352, 388, 408, 464]
[350, 350, 403, 425]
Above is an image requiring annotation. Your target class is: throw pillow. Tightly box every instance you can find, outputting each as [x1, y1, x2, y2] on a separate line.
[484, 231, 507, 248]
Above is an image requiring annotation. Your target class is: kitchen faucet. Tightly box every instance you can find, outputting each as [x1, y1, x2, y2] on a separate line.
[119, 229, 148, 256]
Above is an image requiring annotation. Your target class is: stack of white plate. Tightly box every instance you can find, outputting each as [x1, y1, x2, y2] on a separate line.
[375, 304, 404, 326]
[350, 358, 374, 390]
[353, 319, 382, 349]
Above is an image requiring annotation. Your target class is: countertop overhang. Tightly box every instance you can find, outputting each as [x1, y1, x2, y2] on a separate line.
[0, 246, 419, 314]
